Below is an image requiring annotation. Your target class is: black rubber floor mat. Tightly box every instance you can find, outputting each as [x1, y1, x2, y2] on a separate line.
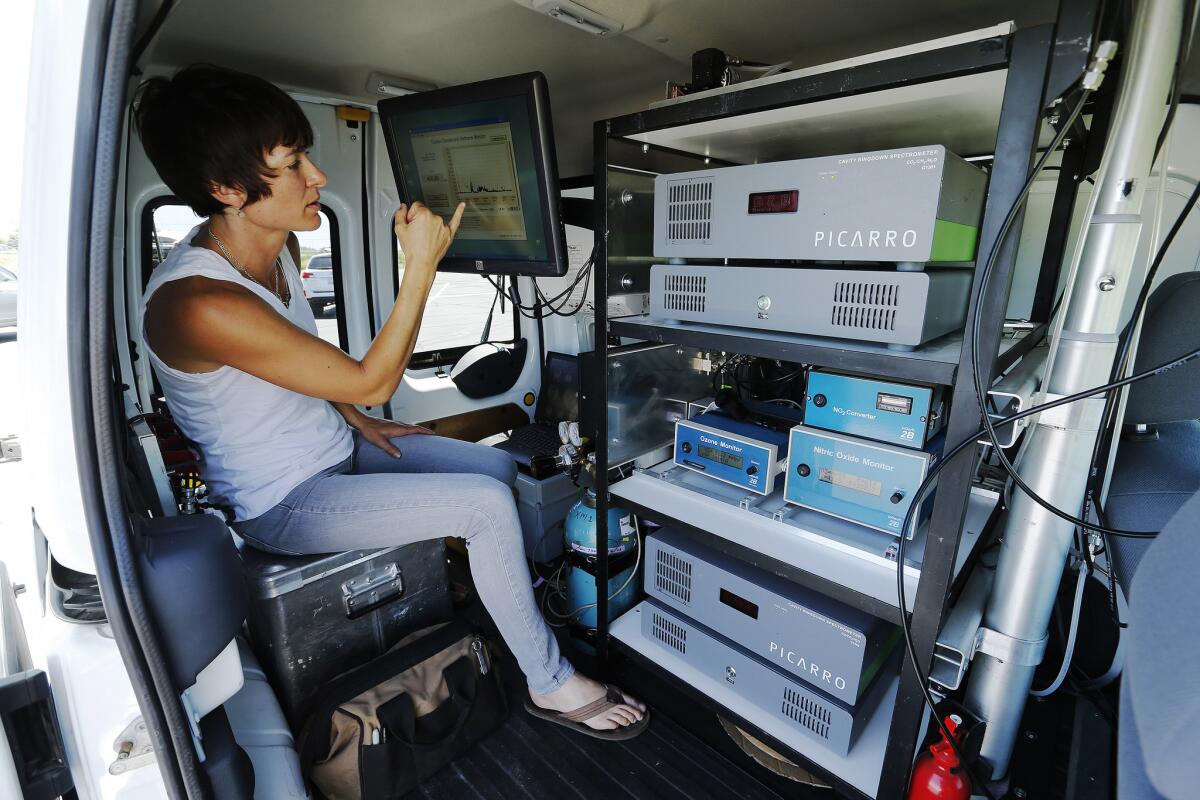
[419, 550, 800, 799]
[408, 702, 787, 800]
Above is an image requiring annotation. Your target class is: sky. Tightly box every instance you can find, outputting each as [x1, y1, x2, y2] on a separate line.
[0, 2, 34, 239]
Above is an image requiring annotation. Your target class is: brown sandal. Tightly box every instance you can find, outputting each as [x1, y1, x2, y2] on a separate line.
[525, 684, 651, 741]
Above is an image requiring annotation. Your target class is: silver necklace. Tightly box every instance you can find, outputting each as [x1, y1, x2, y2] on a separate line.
[208, 227, 290, 307]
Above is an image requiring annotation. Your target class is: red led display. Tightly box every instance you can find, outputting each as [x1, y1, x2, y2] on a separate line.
[747, 189, 799, 214]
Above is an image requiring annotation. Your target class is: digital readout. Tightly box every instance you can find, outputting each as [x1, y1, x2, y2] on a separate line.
[818, 467, 882, 496]
[747, 189, 800, 214]
[876, 392, 914, 415]
[698, 444, 745, 469]
[719, 588, 760, 619]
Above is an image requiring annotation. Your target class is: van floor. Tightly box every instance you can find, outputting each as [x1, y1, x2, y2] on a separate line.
[407, 682, 790, 800]
[413, 565, 1100, 800]
[409, 553, 822, 800]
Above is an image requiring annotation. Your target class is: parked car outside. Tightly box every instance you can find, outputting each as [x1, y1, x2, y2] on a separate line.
[302, 253, 334, 316]
[0, 267, 16, 327]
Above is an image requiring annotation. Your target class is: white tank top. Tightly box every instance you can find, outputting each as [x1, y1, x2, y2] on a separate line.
[141, 225, 354, 521]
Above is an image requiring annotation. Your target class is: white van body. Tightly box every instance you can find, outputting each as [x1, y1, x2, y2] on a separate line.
[8, 1, 1200, 797]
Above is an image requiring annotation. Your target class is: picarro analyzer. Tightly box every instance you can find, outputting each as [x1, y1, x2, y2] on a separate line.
[653, 145, 986, 265]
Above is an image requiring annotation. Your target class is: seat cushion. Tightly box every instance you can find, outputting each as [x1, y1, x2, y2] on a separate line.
[227, 639, 308, 799]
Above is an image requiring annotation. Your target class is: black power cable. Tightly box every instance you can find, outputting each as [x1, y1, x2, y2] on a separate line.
[917, 21, 1200, 781]
[896, 342, 1200, 792]
[536, 259, 594, 317]
[973, 0, 1199, 539]
[1074, 176, 1200, 624]
[483, 245, 596, 319]
[968, 85, 1169, 539]
[1084, 179, 1200, 493]
[966, 89, 1154, 539]
[1150, 0, 1198, 167]
[904, 35, 1196, 780]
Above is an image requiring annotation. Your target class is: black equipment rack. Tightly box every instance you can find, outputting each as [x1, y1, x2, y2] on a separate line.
[585, 2, 1111, 798]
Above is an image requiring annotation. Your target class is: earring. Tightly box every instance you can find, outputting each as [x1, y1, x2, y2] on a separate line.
[236, 208, 245, 218]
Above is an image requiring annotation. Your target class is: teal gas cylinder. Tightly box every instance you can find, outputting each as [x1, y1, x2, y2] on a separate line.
[563, 490, 638, 630]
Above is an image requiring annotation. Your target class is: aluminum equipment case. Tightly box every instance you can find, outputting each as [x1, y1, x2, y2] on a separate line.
[641, 599, 893, 756]
[650, 264, 972, 349]
[645, 528, 900, 705]
[240, 541, 453, 725]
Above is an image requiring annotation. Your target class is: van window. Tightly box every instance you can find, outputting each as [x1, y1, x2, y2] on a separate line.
[295, 212, 345, 351]
[394, 241, 518, 369]
[144, 200, 347, 351]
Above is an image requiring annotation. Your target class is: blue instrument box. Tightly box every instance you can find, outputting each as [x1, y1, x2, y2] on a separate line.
[803, 371, 943, 449]
[784, 426, 939, 536]
[674, 413, 788, 495]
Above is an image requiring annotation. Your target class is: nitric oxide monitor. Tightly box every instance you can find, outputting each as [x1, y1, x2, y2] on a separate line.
[378, 72, 569, 276]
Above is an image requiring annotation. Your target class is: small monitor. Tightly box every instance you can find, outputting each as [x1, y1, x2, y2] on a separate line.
[378, 72, 569, 277]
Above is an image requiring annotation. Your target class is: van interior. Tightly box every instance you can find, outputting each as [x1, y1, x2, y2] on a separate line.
[33, 0, 1200, 799]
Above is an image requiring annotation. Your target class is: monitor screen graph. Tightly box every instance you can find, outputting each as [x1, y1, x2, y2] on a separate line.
[411, 119, 528, 242]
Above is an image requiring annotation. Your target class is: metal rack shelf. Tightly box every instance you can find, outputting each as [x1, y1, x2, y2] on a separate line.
[611, 315, 966, 386]
[611, 463, 999, 624]
[589, 7, 1101, 798]
[611, 31, 1014, 152]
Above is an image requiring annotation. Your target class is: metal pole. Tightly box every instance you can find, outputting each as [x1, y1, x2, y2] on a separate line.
[964, 0, 1183, 778]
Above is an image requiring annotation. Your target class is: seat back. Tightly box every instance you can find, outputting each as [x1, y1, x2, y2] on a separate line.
[1107, 272, 1200, 584]
[1124, 271, 1200, 426]
[134, 513, 254, 798]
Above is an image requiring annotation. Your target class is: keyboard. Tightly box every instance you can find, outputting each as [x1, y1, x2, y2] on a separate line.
[505, 423, 563, 456]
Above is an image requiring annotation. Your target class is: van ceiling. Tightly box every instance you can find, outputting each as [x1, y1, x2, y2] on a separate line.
[138, 1, 1187, 177]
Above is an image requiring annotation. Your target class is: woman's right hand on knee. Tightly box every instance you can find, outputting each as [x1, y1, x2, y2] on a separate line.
[394, 201, 465, 279]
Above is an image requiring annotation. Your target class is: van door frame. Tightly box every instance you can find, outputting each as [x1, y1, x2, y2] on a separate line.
[71, 0, 199, 796]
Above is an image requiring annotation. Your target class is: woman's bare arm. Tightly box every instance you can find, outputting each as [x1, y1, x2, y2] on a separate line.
[146, 202, 462, 406]
[287, 232, 371, 421]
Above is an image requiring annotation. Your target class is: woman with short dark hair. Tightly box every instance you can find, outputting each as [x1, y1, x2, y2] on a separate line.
[136, 64, 645, 739]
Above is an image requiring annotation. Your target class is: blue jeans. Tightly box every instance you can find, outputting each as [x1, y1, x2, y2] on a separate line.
[236, 432, 574, 695]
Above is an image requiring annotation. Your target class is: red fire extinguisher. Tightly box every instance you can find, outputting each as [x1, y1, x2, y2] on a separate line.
[907, 714, 973, 800]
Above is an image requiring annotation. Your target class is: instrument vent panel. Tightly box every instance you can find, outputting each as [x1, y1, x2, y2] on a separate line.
[650, 609, 688, 654]
[662, 274, 708, 313]
[830, 280, 900, 331]
[666, 178, 713, 242]
[781, 686, 833, 740]
[654, 549, 693, 605]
